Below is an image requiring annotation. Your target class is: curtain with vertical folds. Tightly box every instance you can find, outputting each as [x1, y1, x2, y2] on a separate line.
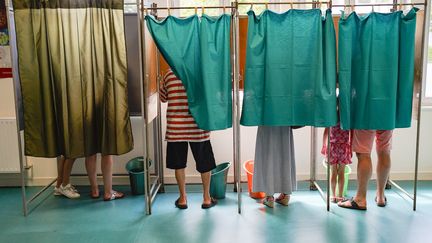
[240, 9, 337, 127]
[13, 0, 134, 159]
[146, 14, 232, 131]
[338, 8, 418, 130]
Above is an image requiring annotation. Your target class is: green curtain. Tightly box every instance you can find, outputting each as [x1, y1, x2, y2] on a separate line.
[146, 14, 232, 131]
[240, 9, 337, 127]
[338, 8, 418, 130]
[13, 0, 133, 159]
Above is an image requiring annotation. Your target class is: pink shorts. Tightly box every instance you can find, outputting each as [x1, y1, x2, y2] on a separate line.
[352, 130, 393, 154]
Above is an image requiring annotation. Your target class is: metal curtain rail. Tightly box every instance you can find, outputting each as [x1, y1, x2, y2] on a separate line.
[238, 1, 330, 5]
[332, 3, 425, 7]
[142, 6, 235, 11]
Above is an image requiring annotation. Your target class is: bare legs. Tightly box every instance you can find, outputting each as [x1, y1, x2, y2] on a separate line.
[330, 164, 346, 200]
[376, 151, 391, 205]
[175, 169, 211, 205]
[101, 155, 115, 199]
[339, 151, 390, 208]
[56, 156, 75, 187]
[352, 153, 373, 207]
[337, 165, 346, 199]
[85, 155, 123, 200]
[175, 169, 187, 205]
[330, 164, 338, 199]
[201, 171, 211, 205]
[56, 157, 64, 188]
[85, 155, 99, 198]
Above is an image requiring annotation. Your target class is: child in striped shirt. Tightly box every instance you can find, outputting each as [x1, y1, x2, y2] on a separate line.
[160, 69, 217, 209]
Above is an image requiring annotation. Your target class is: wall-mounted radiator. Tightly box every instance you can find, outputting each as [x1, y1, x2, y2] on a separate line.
[0, 118, 20, 173]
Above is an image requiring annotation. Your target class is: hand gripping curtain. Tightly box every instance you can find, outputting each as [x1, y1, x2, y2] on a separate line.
[240, 9, 337, 127]
[338, 8, 418, 130]
[146, 14, 232, 131]
[13, 0, 134, 159]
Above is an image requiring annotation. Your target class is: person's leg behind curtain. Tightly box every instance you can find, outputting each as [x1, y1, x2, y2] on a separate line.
[85, 154, 99, 198]
[101, 155, 124, 201]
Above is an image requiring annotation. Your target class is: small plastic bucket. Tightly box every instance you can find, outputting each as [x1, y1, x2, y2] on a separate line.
[322, 159, 351, 197]
[125, 157, 152, 195]
[243, 160, 266, 199]
[210, 162, 231, 199]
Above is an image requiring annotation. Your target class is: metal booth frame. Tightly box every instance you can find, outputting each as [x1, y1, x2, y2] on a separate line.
[7, 0, 429, 216]
[136, 0, 242, 215]
[136, 0, 429, 214]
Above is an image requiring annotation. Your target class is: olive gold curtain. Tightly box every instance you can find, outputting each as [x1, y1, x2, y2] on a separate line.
[13, 0, 133, 159]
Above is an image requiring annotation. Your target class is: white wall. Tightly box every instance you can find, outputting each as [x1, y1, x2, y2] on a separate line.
[0, 78, 16, 117]
[1, 75, 432, 185]
[18, 104, 432, 185]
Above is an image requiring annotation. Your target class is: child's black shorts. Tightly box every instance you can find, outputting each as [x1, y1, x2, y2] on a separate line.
[166, 140, 216, 173]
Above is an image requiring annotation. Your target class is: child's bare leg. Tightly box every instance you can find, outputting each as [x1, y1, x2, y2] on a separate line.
[331, 164, 338, 199]
[337, 164, 346, 199]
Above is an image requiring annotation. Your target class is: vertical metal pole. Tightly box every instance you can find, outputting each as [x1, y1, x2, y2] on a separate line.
[231, 9, 237, 194]
[310, 127, 317, 190]
[6, 0, 27, 216]
[154, 3, 164, 192]
[136, 0, 151, 215]
[143, 6, 153, 216]
[392, 0, 397, 12]
[232, 1, 242, 214]
[156, 50, 165, 192]
[414, 0, 429, 211]
[326, 127, 331, 211]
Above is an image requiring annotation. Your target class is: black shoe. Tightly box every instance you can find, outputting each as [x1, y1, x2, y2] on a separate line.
[175, 198, 188, 209]
[201, 197, 217, 209]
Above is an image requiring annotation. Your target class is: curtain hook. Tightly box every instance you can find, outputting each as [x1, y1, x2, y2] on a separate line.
[265, 3, 268, 10]
[319, 0, 322, 9]
[372, 5, 375, 12]
[223, 6, 226, 14]
[202, 6, 205, 15]
[195, 6, 197, 15]
[351, 4, 354, 12]
[250, 3, 253, 11]
[290, 2, 293, 9]
[327, 1, 331, 9]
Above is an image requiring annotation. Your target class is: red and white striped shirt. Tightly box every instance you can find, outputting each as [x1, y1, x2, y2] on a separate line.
[160, 70, 210, 142]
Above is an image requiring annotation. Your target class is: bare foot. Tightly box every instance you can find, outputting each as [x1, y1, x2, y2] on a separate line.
[177, 195, 187, 205]
[91, 189, 100, 199]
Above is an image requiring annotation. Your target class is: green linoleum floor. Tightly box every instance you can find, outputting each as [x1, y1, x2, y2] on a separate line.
[0, 181, 432, 243]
